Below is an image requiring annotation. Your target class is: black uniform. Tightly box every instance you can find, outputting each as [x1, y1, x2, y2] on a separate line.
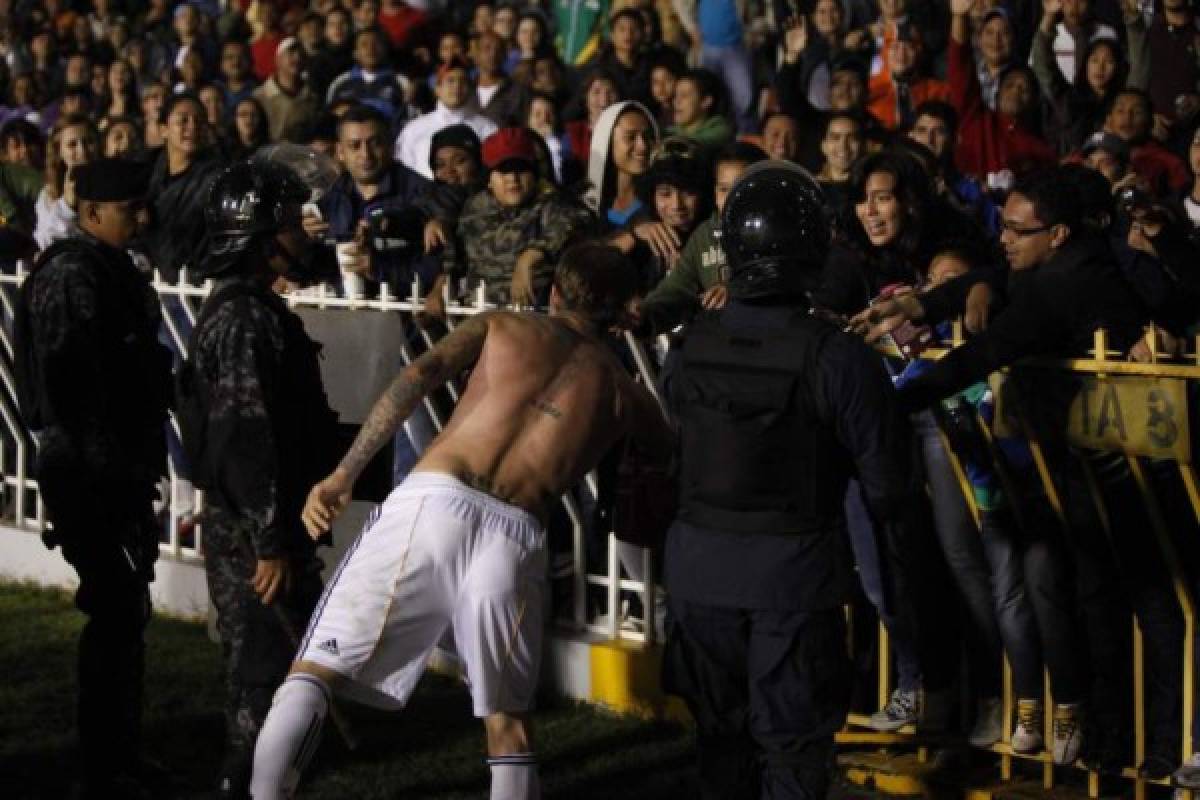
[664, 304, 910, 799]
[178, 157, 341, 795]
[661, 162, 911, 800]
[187, 277, 339, 777]
[17, 230, 172, 788]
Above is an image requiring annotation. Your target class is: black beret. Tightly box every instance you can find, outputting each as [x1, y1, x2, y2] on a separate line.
[75, 158, 151, 203]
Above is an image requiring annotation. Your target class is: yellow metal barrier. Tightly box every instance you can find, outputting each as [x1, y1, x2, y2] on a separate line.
[841, 328, 1200, 800]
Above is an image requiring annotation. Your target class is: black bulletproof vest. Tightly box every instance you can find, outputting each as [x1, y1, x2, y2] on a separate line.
[676, 309, 848, 536]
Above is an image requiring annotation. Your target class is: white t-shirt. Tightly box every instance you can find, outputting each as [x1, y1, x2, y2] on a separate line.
[477, 84, 501, 109]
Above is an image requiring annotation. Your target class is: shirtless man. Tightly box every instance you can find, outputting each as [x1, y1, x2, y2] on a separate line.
[249, 242, 673, 800]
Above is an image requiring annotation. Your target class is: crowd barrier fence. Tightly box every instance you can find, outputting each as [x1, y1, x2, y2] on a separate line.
[854, 323, 1200, 800]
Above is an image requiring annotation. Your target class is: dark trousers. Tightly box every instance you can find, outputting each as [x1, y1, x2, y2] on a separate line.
[203, 513, 323, 767]
[1065, 453, 1182, 763]
[59, 534, 152, 784]
[663, 598, 850, 800]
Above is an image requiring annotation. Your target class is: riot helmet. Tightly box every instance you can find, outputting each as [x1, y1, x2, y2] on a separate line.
[199, 147, 338, 284]
[720, 160, 829, 301]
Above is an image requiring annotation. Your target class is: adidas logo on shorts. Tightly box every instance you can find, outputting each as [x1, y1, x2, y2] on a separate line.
[317, 638, 340, 656]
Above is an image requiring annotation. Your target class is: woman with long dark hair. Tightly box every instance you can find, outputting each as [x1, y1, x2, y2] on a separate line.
[564, 67, 622, 171]
[1033, 20, 1127, 155]
[99, 58, 140, 126]
[223, 96, 270, 161]
[507, 9, 551, 74]
[816, 148, 982, 315]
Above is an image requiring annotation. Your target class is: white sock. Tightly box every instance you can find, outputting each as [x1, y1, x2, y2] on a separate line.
[249, 674, 330, 800]
[488, 753, 540, 800]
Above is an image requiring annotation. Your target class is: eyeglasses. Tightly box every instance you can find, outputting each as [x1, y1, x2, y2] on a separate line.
[998, 219, 1053, 237]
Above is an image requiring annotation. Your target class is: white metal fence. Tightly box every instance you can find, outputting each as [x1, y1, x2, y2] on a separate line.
[0, 265, 661, 645]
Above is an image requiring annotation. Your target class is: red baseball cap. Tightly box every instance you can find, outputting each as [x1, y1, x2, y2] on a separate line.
[483, 127, 539, 171]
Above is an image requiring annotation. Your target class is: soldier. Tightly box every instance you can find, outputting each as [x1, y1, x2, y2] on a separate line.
[14, 158, 172, 798]
[662, 162, 911, 799]
[178, 157, 341, 799]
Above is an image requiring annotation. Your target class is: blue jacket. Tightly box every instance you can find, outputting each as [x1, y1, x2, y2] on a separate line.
[318, 162, 434, 288]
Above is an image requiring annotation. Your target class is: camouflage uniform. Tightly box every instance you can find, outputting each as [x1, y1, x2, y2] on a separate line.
[443, 187, 594, 304]
[189, 277, 338, 779]
[18, 232, 171, 788]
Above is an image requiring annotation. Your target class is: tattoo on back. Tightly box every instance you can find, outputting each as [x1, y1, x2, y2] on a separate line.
[531, 399, 563, 419]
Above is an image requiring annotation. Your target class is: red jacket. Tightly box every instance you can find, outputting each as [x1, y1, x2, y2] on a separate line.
[1130, 140, 1190, 195]
[250, 34, 282, 83]
[948, 39, 1057, 182]
[378, 4, 427, 49]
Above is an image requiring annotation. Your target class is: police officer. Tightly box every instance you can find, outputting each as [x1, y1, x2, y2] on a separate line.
[662, 162, 912, 799]
[14, 158, 171, 798]
[180, 157, 340, 798]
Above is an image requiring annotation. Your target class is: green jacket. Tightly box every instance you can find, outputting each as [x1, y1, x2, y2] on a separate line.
[0, 163, 44, 234]
[668, 115, 735, 155]
[640, 214, 726, 332]
[555, 0, 612, 66]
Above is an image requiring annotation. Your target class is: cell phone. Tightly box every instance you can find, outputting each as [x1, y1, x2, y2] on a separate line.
[872, 284, 934, 360]
[888, 320, 936, 360]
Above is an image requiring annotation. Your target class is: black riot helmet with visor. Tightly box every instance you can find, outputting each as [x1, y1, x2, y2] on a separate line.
[200, 146, 339, 284]
[719, 160, 830, 302]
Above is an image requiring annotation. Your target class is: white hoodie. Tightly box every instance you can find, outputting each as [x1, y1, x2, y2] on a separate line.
[582, 101, 659, 216]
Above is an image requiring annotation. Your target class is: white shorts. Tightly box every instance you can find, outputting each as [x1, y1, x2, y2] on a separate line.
[297, 472, 547, 717]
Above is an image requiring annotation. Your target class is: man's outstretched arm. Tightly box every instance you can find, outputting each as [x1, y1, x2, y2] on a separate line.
[302, 312, 493, 536]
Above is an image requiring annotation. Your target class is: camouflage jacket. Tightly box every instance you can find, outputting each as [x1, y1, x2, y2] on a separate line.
[443, 188, 595, 305]
[23, 232, 171, 502]
[189, 278, 340, 558]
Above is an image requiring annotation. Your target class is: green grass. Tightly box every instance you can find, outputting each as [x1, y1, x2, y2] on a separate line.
[0, 581, 697, 799]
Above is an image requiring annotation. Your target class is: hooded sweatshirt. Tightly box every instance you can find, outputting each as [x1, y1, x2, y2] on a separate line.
[583, 100, 659, 226]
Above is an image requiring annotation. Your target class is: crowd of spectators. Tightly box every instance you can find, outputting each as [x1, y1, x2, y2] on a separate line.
[3, 0, 1200, 786]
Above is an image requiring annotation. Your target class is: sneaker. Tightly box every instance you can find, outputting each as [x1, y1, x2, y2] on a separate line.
[1011, 698, 1044, 754]
[1172, 753, 1200, 790]
[868, 687, 920, 732]
[968, 697, 1005, 748]
[1052, 702, 1085, 765]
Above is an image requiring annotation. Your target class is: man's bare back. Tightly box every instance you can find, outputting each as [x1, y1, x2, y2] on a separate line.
[302, 309, 672, 536]
[417, 312, 652, 519]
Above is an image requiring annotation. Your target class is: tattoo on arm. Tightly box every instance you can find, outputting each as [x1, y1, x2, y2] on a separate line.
[337, 314, 491, 480]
